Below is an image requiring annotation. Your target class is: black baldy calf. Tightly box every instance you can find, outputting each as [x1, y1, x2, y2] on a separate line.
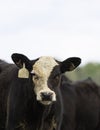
[0, 53, 81, 130]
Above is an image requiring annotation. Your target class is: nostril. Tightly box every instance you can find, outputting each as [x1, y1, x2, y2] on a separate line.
[41, 92, 53, 101]
[48, 93, 53, 99]
[42, 92, 52, 96]
[41, 92, 47, 97]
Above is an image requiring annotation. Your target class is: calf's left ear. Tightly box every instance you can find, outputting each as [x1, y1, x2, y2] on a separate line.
[60, 57, 81, 73]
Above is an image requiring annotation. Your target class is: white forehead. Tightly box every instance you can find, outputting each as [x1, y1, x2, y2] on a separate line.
[33, 56, 58, 77]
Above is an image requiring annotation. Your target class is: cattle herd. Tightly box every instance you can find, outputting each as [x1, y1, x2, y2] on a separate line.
[0, 53, 100, 130]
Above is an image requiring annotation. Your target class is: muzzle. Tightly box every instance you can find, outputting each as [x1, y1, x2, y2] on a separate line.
[36, 90, 56, 105]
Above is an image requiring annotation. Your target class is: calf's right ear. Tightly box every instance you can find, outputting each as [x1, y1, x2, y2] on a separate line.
[12, 53, 33, 78]
[60, 57, 81, 73]
[11, 53, 32, 71]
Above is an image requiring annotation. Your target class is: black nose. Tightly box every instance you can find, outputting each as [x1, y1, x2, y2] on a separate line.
[41, 92, 53, 101]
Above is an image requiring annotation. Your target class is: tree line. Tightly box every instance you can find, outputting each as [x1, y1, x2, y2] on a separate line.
[66, 62, 100, 85]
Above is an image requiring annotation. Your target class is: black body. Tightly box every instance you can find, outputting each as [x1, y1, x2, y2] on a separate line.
[0, 53, 81, 130]
[0, 60, 62, 130]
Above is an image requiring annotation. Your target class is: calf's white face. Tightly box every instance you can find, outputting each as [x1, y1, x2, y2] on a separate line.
[32, 56, 58, 105]
[12, 53, 81, 105]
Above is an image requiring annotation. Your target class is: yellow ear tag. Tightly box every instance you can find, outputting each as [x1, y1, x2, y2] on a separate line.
[18, 63, 29, 78]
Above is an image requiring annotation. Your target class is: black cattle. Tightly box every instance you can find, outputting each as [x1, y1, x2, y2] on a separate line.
[60, 76, 100, 130]
[0, 53, 81, 130]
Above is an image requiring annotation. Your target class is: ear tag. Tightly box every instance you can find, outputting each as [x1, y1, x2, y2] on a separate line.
[18, 63, 29, 78]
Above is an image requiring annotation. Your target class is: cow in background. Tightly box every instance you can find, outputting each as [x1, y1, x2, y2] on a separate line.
[60, 75, 100, 130]
[0, 53, 81, 130]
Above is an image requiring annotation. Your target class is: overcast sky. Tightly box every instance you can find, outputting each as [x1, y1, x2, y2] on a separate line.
[0, 0, 100, 65]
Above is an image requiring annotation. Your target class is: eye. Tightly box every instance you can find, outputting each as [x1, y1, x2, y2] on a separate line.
[33, 74, 39, 80]
[54, 74, 60, 80]
[30, 72, 39, 80]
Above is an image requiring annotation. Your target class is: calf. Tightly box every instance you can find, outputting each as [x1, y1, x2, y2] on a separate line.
[60, 76, 100, 130]
[0, 53, 81, 130]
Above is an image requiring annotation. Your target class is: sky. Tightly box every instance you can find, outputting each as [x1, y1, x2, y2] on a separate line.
[0, 0, 100, 65]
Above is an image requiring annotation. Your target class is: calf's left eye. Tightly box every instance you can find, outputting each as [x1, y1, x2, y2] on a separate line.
[54, 75, 60, 80]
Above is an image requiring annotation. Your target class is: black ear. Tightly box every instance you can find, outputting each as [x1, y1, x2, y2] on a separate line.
[11, 53, 32, 71]
[60, 57, 81, 73]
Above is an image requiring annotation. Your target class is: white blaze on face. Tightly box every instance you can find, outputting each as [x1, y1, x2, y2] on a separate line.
[32, 56, 58, 105]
